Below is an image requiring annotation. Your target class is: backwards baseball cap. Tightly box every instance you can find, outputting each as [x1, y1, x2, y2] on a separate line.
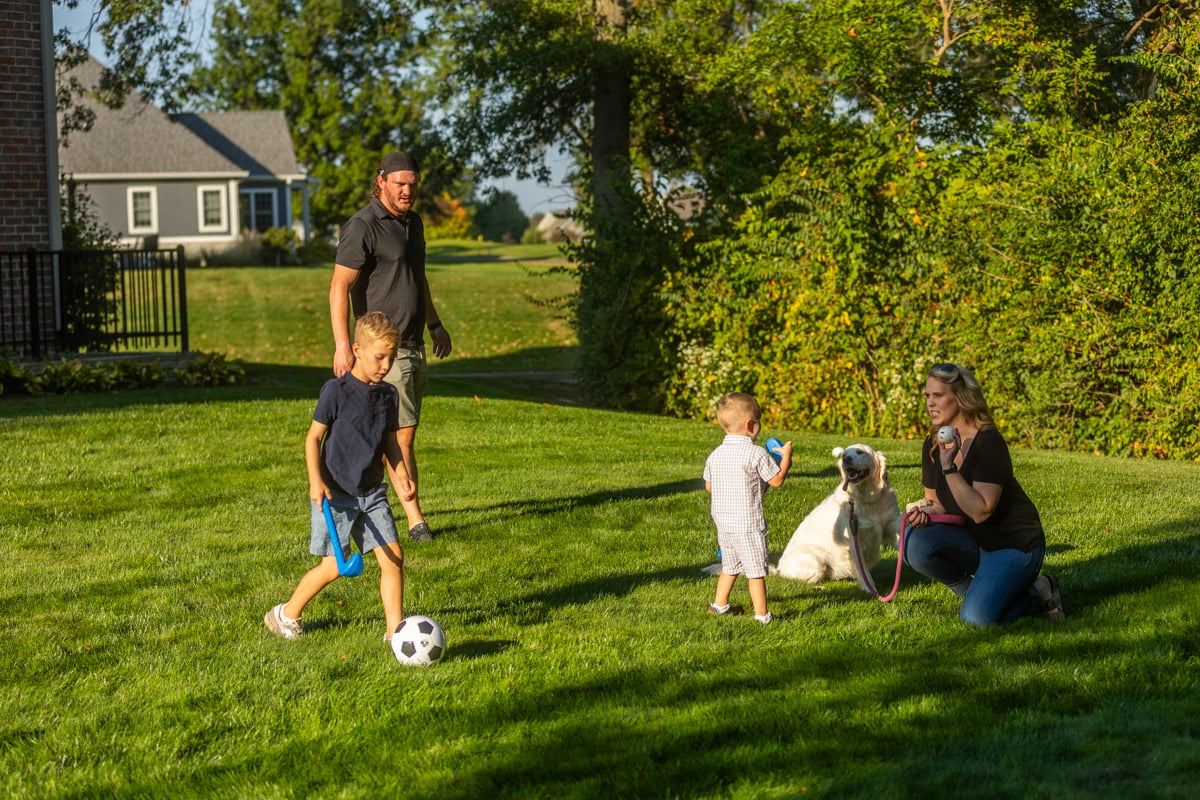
[378, 150, 420, 176]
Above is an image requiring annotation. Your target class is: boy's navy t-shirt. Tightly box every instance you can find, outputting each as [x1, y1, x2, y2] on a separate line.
[313, 373, 400, 496]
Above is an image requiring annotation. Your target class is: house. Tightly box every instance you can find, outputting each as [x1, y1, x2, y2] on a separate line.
[58, 57, 311, 254]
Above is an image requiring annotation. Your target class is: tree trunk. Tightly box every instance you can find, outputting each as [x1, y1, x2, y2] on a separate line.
[591, 0, 631, 220]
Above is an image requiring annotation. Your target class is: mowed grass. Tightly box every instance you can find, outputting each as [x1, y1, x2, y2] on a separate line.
[188, 239, 578, 378]
[3, 243, 1200, 798]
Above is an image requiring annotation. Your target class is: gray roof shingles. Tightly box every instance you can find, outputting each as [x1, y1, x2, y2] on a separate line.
[58, 58, 302, 180]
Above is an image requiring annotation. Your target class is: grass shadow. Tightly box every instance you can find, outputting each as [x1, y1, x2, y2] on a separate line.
[430, 478, 706, 538]
[0, 347, 590, 417]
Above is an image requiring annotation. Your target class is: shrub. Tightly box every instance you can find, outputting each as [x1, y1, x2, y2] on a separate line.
[0, 360, 36, 396]
[260, 227, 300, 266]
[424, 194, 474, 240]
[174, 353, 246, 387]
[0, 353, 245, 396]
[36, 359, 118, 394]
[297, 234, 337, 265]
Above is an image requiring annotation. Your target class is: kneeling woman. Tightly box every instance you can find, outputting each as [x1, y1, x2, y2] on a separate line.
[904, 363, 1064, 627]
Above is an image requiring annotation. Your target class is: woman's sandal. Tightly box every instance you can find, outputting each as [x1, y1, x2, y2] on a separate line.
[1035, 574, 1065, 622]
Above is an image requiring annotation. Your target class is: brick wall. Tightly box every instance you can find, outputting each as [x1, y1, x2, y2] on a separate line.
[0, 0, 59, 356]
[0, 0, 57, 250]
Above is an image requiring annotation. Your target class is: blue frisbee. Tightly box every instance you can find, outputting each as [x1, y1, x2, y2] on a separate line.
[765, 437, 784, 464]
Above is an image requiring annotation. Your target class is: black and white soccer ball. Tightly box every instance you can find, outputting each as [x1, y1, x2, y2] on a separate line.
[391, 615, 446, 666]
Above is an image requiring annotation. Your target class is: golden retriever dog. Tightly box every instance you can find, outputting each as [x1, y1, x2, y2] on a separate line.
[773, 444, 902, 586]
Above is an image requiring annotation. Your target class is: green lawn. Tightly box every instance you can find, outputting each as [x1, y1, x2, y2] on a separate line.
[2, 248, 1199, 798]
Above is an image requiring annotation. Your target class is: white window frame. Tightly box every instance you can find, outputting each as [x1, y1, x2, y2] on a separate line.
[197, 185, 228, 233]
[127, 186, 159, 234]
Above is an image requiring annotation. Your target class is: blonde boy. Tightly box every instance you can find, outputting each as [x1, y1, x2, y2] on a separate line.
[265, 311, 416, 641]
[703, 392, 793, 624]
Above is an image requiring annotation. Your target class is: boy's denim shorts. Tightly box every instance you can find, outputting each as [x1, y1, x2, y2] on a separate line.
[309, 484, 399, 557]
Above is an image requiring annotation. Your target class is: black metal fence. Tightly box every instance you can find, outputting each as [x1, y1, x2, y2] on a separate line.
[0, 246, 188, 359]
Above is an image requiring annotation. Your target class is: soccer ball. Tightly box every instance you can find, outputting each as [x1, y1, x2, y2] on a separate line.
[391, 615, 446, 666]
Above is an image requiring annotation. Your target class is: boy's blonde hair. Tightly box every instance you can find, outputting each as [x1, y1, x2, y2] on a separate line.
[354, 311, 401, 351]
[716, 392, 762, 433]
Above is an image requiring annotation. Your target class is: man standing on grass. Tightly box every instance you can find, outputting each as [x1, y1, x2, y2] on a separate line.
[330, 150, 452, 542]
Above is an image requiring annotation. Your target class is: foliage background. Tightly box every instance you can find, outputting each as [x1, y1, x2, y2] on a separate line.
[603, 3, 1200, 460]
[55, 1, 1200, 458]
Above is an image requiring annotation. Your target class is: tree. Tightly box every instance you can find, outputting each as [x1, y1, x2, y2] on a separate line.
[184, 0, 460, 231]
[55, 0, 201, 117]
[439, 1, 803, 406]
[473, 190, 528, 243]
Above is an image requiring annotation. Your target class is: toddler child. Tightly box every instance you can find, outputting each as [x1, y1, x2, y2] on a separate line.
[703, 392, 792, 624]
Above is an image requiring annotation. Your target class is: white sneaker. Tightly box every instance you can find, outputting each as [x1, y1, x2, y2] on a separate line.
[754, 612, 776, 625]
[264, 604, 303, 639]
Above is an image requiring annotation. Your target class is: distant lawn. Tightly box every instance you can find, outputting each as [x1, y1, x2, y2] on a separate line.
[185, 241, 579, 395]
[3, 246, 1200, 798]
[426, 238, 571, 263]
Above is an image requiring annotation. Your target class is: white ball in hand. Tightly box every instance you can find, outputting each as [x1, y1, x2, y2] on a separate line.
[937, 426, 956, 444]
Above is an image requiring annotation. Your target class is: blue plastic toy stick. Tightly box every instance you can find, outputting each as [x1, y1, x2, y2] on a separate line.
[322, 498, 364, 577]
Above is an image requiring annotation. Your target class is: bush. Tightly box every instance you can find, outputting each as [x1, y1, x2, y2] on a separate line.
[297, 234, 337, 265]
[656, 98, 1200, 458]
[0, 353, 245, 395]
[424, 194, 474, 240]
[260, 227, 300, 266]
[175, 353, 246, 387]
[0, 360, 35, 396]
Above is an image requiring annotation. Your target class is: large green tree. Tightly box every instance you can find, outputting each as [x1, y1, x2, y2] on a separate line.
[439, 0, 801, 405]
[185, 0, 456, 231]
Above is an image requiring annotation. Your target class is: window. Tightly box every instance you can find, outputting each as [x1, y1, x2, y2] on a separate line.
[197, 186, 227, 232]
[239, 189, 277, 233]
[127, 187, 158, 234]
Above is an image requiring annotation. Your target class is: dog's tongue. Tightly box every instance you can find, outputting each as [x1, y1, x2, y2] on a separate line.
[842, 477, 850, 491]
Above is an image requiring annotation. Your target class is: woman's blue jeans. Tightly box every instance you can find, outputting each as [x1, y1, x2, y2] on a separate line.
[904, 522, 1044, 627]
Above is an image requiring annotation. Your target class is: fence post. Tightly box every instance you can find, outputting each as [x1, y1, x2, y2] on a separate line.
[26, 248, 41, 359]
[176, 245, 189, 353]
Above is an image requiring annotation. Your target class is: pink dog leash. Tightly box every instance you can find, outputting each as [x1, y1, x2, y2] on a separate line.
[851, 507, 965, 603]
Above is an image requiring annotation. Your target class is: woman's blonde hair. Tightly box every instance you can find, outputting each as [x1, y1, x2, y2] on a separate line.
[927, 363, 995, 432]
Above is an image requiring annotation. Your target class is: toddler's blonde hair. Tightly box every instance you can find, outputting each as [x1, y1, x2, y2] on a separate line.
[716, 392, 762, 433]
